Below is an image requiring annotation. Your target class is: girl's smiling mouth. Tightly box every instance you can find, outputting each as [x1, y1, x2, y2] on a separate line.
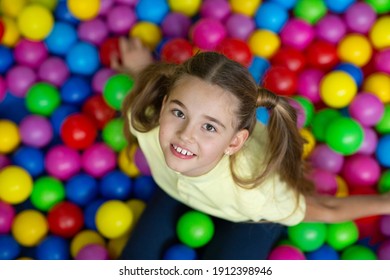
[171, 144, 196, 159]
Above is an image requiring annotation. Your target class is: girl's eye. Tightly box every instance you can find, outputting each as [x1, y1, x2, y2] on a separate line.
[172, 109, 185, 119]
[203, 123, 216, 132]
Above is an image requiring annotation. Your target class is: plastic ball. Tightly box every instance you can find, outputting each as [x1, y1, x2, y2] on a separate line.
[254, 2, 288, 33]
[50, 104, 79, 135]
[268, 244, 306, 260]
[200, 0, 231, 21]
[362, 72, 390, 103]
[315, 14, 346, 44]
[130, 21, 162, 51]
[107, 5, 137, 35]
[0, 46, 15, 74]
[0, 0, 28, 18]
[262, 66, 297, 96]
[349, 92, 384, 126]
[378, 170, 390, 194]
[334, 62, 364, 88]
[375, 48, 390, 75]
[76, 243, 109, 260]
[54, 1, 79, 24]
[0, 119, 20, 154]
[60, 76, 92, 105]
[163, 244, 197, 260]
[306, 244, 339, 260]
[45, 22, 77, 56]
[366, 0, 390, 13]
[67, 0, 100, 20]
[99, 37, 120, 67]
[161, 12, 192, 39]
[12, 209, 48, 247]
[60, 113, 97, 150]
[293, 0, 327, 25]
[309, 144, 344, 174]
[92, 68, 115, 94]
[100, 170, 132, 200]
[45, 145, 81, 181]
[168, 0, 202, 17]
[306, 40, 339, 72]
[38, 57, 69, 87]
[375, 104, 390, 134]
[132, 175, 158, 202]
[47, 201, 84, 238]
[66, 41, 100, 76]
[320, 71, 357, 108]
[225, 13, 255, 41]
[36, 235, 70, 260]
[65, 173, 98, 207]
[338, 33, 373, 67]
[13, 38, 48, 69]
[344, 2, 376, 34]
[280, 18, 315, 50]
[297, 68, 324, 104]
[30, 176, 65, 212]
[83, 199, 105, 230]
[6, 65, 37, 98]
[370, 16, 390, 50]
[177, 211, 214, 248]
[216, 38, 252, 67]
[309, 168, 338, 195]
[81, 142, 117, 178]
[1, 17, 20, 47]
[30, 0, 59, 10]
[376, 135, 390, 168]
[161, 38, 193, 64]
[0, 76, 5, 102]
[0, 154, 10, 169]
[82, 95, 116, 129]
[326, 221, 359, 251]
[70, 229, 106, 258]
[0, 165, 32, 204]
[249, 55, 270, 85]
[118, 145, 140, 178]
[326, 0, 355, 13]
[288, 222, 327, 252]
[126, 199, 146, 225]
[78, 18, 109, 46]
[136, 0, 169, 25]
[19, 114, 53, 148]
[102, 118, 127, 152]
[294, 96, 315, 126]
[230, 0, 261, 17]
[134, 147, 151, 176]
[377, 239, 390, 260]
[103, 73, 134, 110]
[248, 29, 280, 59]
[17, 4, 54, 40]
[107, 234, 130, 260]
[271, 47, 306, 73]
[335, 175, 349, 197]
[358, 127, 378, 155]
[25, 82, 61, 116]
[341, 245, 377, 260]
[0, 235, 21, 260]
[96, 200, 133, 239]
[191, 18, 227, 51]
[0, 201, 15, 234]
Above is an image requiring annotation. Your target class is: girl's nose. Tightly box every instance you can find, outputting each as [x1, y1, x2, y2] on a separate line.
[179, 122, 196, 142]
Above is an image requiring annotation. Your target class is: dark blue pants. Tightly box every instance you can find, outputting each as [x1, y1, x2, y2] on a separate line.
[120, 188, 285, 260]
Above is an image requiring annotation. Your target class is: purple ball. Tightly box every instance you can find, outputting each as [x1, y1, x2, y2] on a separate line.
[288, 99, 305, 128]
[344, 2, 376, 34]
[38, 57, 70, 87]
[309, 144, 344, 174]
[0, 201, 15, 234]
[357, 127, 378, 155]
[99, 0, 115, 16]
[81, 143, 116, 178]
[309, 168, 338, 195]
[19, 115, 53, 148]
[6, 65, 37, 98]
[161, 12, 192, 38]
[92, 68, 116, 94]
[75, 244, 109, 260]
[13, 39, 48, 69]
[225, 13, 255, 41]
[0, 154, 10, 169]
[115, 0, 138, 6]
[268, 245, 306, 260]
[341, 154, 381, 189]
[134, 147, 151, 176]
[78, 18, 109, 46]
[315, 14, 346, 44]
[106, 5, 137, 35]
[379, 215, 390, 237]
[200, 0, 231, 21]
[0, 76, 6, 102]
[377, 239, 390, 260]
[297, 68, 325, 104]
[349, 92, 384, 127]
[45, 144, 82, 180]
[192, 18, 227, 50]
[374, 48, 390, 75]
[280, 19, 315, 50]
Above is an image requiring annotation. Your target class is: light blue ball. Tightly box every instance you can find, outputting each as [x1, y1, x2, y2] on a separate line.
[376, 135, 390, 168]
[66, 42, 100, 76]
[45, 22, 78, 56]
[135, 0, 169, 25]
[254, 2, 289, 33]
[325, 0, 356, 13]
[249, 56, 270, 84]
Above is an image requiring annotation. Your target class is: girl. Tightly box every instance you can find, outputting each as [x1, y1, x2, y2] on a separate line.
[112, 38, 390, 260]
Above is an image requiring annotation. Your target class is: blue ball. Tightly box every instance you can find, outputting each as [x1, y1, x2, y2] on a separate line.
[84, 199, 106, 230]
[66, 173, 99, 206]
[132, 175, 158, 202]
[269, 0, 297, 9]
[306, 244, 339, 260]
[100, 170, 132, 200]
[0, 46, 14, 74]
[0, 93, 29, 123]
[334, 62, 363, 87]
[54, 1, 80, 25]
[376, 135, 390, 168]
[60, 76, 92, 105]
[50, 104, 79, 135]
[163, 244, 197, 260]
[256, 107, 270, 125]
[249, 56, 270, 84]
[0, 235, 21, 260]
[136, 0, 169, 24]
[45, 22, 78, 56]
[254, 2, 288, 33]
[36, 235, 70, 260]
[12, 146, 45, 177]
[66, 42, 100, 76]
[325, 0, 355, 13]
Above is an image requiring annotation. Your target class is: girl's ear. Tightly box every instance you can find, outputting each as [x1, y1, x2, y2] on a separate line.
[226, 129, 249, 155]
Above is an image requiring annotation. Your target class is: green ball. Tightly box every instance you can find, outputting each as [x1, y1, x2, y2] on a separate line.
[30, 176, 65, 211]
[326, 221, 359, 251]
[176, 211, 214, 248]
[293, 96, 315, 127]
[288, 222, 327, 252]
[325, 116, 364, 155]
[341, 245, 377, 260]
[103, 74, 134, 110]
[293, 0, 327, 24]
[375, 104, 390, 134]
[25, 82, 61, 116]
[310, 108, 341, 142]
[378, 170, 390, 194]
[366, 0, 390, 13]
[102, 118, 127, 152]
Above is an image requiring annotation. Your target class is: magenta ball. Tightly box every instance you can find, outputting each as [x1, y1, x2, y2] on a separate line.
[297, 68, 324, 104]
[344, 2, 376, 34]
[13, 39, 48, 69]
[45, 144, 82, 180]
[225, 13, 255, 41]
[380, 215, 390, 237]
[280, 19, 315, 50]
[115, 0, 137, 5]
[161, 12, 192, 38]
[309, 144, 344, 174]
[75, 244, 109, 260]
[0, 76, 6, 102]
[81, 143, 116, 178]
[268, 245, 306, 260]
[38, 57, 70, 87]
[0, 154, 10, 169]
[374, 49, 390, 75]
[358, 127, 378, 155]
[308, 168, 338, 195]
[6, 65, 37, 98]
[288, 99, 305, 128]
[92, 68, 116, 94]
[78, 18, 109, 46]
[200, 0, 231, 21]
[134, 147, 151, 176]
[99, 0, 115, 16]
[191, 18, 227, 50]
[341, 154, 381, 190]
[377, 239, 390, 260]
[0, 201, 15, 234]
[349, 92, 384, 127]
[106, 5, 137, 35]
[19, 114, 53, 148]
[315, 14, 346, 44]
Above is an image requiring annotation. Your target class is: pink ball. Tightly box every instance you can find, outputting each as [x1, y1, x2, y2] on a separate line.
[13, 39, 48, 69]
[374, 48, 390, 75]
[309, 144, 344, 174]
[225, 13, 255, 41]
[379, 215, 390, 237]
[349, 92, 384, 127]
[81, 143, 116, 178]
[288, 99, 305, 128]
[0, 76, 7, 102]
[191, 18, 227, 50]
[341, 154, 381, 190]
[358, 127, 378, 155]
[115, 0, 137, 5]
[297, 68, 324, 104]
[38, 57, 69, 87]
[161, 12, 192, 38]
[134, 147, 151, 176]
[45, 144, 82, 180]
[92, 68, 116, 94]
[0, 154, 10, 169]
[280, 19, 315, 50]
[377, 239, 390, 260]
[0, 201, 15, 234]
[344, 2, 376, 34]
[200, 0, 231, 21]
[106, 5, 137, 35]
[99, 0, 115, 16]
[308, 168, 338, 195]
[78, 18, 109, 46]
[268, 245, 306, 260]
[19, 115, 53, 148]
[6, 65, 37, 98]
[315, 14, 346, 44]
[75, 244, 109, 260]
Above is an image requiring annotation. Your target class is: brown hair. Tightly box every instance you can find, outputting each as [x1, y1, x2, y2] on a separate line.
[121, 52, 314, 196]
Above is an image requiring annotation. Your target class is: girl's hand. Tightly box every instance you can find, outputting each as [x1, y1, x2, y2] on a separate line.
[110, 37, 153, 76]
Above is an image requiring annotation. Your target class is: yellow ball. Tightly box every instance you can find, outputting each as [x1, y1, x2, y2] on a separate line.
[67, 0, 100, 20]
[29, 0, 58, 11]
[320, 71, 357, 108]
[168, 0, 202, 17]
[0, 0, 28, 17]
[335, 175, 349, 198]
[118, 145, 140, 178]
[363, 72, 390, 103]
[369, 16, 390, 50]
[70, 230, 106, 258]
[12, 209, 48, 247]
[130, 21, 162, 51]
[337, 34, 373, 67]
[230, 0, 262, 17]
[96, 200, 133, 239]
[0, 166, 33, 204]
[300, 128, 316, 159]
[107, 233, 130, 260]
[0, 119, 20, 154]
[1, 17, 20, 47]
[248, 29, 280, 58]
[17, 4, 54, 41]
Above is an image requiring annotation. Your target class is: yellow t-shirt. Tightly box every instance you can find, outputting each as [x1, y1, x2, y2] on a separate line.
[131, 120, 306, 226]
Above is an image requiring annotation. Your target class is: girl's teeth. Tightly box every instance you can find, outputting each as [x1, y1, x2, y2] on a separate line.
[173, 145, 194, 156]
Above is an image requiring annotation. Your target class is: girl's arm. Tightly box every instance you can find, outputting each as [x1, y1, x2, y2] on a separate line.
[303, 193, 390, 223]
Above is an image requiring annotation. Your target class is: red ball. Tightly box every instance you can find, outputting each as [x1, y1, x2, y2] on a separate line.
[216, 38, 253, 67]
[161, 38, 194, 64]
[305, 40, 339, 71]
[47, 201, 84, 238]
[99, 37, 120, 67]
[60, 113, 98, 150]
[82, 95, 116, 129]
[262, 65, 297, 96]
[0, 19, 4, 42]
[271, 47, 306, 73]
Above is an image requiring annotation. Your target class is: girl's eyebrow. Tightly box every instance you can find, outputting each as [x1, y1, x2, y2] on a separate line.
[170, 99, 226, 129]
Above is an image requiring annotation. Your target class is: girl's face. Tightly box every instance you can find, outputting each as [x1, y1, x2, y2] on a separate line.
[159, 75, 248, 177]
